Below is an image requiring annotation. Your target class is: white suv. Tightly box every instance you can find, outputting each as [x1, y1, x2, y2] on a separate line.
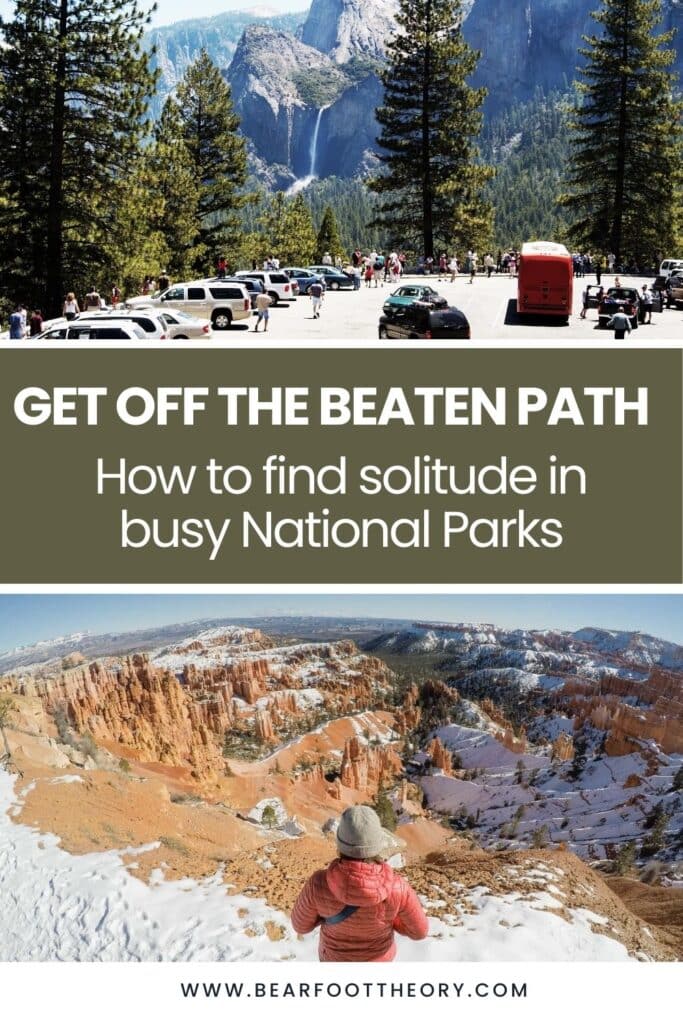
[38, 321, 146, 340]
[235, 271, 296, 305]
[71, 309, 169, 338]
[128, 280, 251, 329]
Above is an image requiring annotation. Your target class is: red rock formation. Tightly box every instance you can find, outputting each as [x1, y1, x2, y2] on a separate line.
[558, 668, 683, 754]
[395, 685, 422, 735]
[20, 655, 226, 780]
[255, 708, 275, 743]
[552, 733, 574, 761]
[339, 736, 402, 791]
[427, 737, 453, 774]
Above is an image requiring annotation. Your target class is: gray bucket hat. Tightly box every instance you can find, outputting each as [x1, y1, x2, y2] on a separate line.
[335, 805, 405, 860]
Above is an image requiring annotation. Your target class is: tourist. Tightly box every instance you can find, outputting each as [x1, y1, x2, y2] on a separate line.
[607, 308, 632, 340]
[291, 806, 428, 962]
[29, 309, 43, 336]
[63, 292, 80, 320]
[8, 305, 24, 339]
[309, 278, 324, 317]
[640, 285, 653, 325]
[253, 291, 271, 332]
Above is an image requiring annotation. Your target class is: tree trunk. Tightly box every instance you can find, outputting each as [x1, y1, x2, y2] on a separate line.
[45, 0, 68, 316]
[611, 4, 629, 264]
[422, 0, 434, 259]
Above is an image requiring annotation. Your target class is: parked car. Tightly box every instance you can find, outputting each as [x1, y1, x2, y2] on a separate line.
[68, 308, 170, 338]
[666, 273, 683, 309]
[282, 267, 324, 295]
[127, 280, 251, 329]
[234, 270, 296, 305]
[598, 287, 640, 329]
[155, 309, 213, 338]
[378, 302, 471, 339]
[221, 276, 265, 310]
[306, 266, 355, 290]
[38, 321, 147, 340]
[658, 258, 683, 277]
[383, 284, 448, 312]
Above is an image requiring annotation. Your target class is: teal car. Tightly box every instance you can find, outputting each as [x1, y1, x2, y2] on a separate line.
[383, 284, 448, 313]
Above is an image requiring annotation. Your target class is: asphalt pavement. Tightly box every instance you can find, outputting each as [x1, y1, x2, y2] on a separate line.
[231, 272, 683, 341]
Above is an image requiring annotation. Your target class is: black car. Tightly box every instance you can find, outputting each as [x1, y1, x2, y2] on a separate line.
[378, 301, 471, 339]
[224, 276, 265, 309]
[598, 287, 640, 329]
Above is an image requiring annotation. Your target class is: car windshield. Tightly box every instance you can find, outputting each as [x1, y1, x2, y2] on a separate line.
[431, 311, 465, 328]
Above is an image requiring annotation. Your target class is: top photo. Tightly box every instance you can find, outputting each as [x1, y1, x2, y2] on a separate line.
[0, 0, 682, 341]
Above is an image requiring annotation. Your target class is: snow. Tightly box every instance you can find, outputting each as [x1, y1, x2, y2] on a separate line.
[49, 775, 84, 786]
[0, 770, 638, 961]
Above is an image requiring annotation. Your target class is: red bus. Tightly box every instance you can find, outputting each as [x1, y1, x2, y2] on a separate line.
[517, 241, 573, 322]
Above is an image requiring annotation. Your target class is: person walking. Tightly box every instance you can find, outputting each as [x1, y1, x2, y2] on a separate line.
[309, 279, 324, 318]
[364, 262, 373, 288]
[291, 806, 429, 962]
[253, 291, 271, 332]
[640, 285, 653, 324]
[484, 253, 494, 278]
[580, 284, 589, 319]
[594, 256, 602, 285]
[468, 251, 477, 283]
[448, 255, 459, 282]
[607, 309, 632, 340]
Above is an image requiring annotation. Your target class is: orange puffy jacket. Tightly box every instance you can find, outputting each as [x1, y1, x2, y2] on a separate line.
[291, 858, 429, 962]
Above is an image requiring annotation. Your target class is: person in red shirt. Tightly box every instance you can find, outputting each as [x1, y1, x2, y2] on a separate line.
[291, 805, 429, 962]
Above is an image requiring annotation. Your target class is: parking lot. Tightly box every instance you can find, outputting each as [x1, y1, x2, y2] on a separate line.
[227, 272, 683, 341]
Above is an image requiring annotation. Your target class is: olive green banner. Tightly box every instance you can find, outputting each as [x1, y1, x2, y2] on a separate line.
[0, 347, 681, 582]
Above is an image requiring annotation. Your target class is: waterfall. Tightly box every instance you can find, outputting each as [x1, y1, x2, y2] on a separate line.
[286, 105, 328, 196]
[308, 105, 326, 178]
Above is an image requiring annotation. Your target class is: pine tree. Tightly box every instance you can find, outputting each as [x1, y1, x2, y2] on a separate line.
[569, 731, 588, 781]
[368, 0, 494, 257]
[145, 100, 206, 280]
[373, 787, 398, 832]
[258, 191, 318, 265]
[672, 765, 683, 792]
[315, 205, 344, 262]
[169, 50, 249, 274]
[614, 839, 637, 875]
[560, 0, 683, 263]
[0, 0, 157, 313]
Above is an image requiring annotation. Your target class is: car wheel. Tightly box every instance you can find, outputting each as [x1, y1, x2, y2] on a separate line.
[378, 325, 389, 339]
[174, 334, 188, 339]
[330, 280, 340, 291]
[268, 291, 279, 306]
[212, 310, 232, 330]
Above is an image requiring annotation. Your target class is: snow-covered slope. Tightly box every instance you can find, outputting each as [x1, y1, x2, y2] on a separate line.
[0, 771, 649, 961]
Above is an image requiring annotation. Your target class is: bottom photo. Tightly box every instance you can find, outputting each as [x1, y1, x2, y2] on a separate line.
[0, 594, 681, 963]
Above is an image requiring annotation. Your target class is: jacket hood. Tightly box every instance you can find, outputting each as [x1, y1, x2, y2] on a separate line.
[325, 858, 395, 906]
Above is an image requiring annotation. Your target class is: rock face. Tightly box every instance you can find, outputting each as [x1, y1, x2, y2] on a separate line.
[146, 0, 683, 182]
[466, 0, 683, 113]
[228, 26, 351, 178]
[22, 655, 226, 780]
[564, 668, 683, 755]
[551, 732, 574, 762]
[301, 0, 396, 63]
[339, 735, 402, 790]
[428, 737, 453, 774]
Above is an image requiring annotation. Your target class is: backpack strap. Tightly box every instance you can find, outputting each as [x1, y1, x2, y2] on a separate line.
[325, 904, 359, 925]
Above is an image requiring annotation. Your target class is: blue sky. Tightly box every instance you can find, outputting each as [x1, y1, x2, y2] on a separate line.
[1, 595, 682, 652]
[0, 1, 306, 30]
